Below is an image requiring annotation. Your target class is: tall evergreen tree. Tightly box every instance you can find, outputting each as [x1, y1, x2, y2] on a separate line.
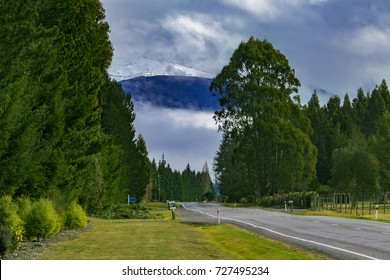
[211, 37, 317, 198]
[305, 91, 332, 185]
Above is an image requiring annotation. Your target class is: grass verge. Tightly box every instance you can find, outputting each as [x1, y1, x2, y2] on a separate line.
[294, 210, 390, 223]
[40, 218, 330, 260]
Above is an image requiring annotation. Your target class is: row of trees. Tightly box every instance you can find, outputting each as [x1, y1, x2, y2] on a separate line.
[145, 156, 215, 203]
[0, 0, 149, 214]
[1, 0, 214, 216]
[212, 37, 390, 202]
[306, 80, 390, 196]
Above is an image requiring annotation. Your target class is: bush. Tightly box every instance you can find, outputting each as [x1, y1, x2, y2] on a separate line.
[0, 196, 24, 251]
[101, 204, 151, 219]
[64, 201, 88, 229]
[25, 198, 62, 241]
[0, 226, 13, 257]
[16, 196, 32, 222]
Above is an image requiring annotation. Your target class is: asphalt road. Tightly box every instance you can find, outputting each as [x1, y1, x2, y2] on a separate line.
[178, 202, 390, 260]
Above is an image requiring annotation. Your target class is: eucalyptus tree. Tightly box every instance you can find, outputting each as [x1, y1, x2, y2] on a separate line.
[211, 37, 316, 198]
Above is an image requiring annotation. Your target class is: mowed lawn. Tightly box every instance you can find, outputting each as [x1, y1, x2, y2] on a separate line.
[40, 218, 330, 260]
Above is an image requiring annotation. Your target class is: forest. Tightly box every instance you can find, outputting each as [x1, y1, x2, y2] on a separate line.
[0, 0, 213, 217]
[212, 37, 390, 203]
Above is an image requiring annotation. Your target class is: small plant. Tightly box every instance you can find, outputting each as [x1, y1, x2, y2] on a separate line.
[0, 196, 24, 251]
[64, 201, 88, 229]
[25, 198, 61, 241]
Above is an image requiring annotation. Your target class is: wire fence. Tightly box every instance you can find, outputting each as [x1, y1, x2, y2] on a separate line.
[312, 192, 389, 215]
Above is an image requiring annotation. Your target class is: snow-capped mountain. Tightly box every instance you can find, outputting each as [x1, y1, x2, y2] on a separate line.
[109, 56, 215, 81]
[120, 75, 220, 110]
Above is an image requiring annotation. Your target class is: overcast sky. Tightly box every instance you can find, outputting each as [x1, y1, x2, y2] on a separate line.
[100, 0, 390, 173]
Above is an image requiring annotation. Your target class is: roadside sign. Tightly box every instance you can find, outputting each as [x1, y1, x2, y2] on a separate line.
[128, 195, 137, 204]
[168, 201, 176, 210]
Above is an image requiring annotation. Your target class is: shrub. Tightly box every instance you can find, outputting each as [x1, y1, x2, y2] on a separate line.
[101, 204, 151, 219]
[0, 226, 13, 257]
[64, 201, 88, 229]
[0, 196, 24, 250]
[25, 198, 61, 241]
[16, 196, 32, 222]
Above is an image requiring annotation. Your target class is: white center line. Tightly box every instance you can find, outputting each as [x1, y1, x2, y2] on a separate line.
[354, 228, 362, 231]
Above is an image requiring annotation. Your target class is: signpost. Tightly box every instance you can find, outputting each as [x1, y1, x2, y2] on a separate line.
[167, 201, 176, 220]
[288, 200, 294, 213]
[128, 195, 136, 204]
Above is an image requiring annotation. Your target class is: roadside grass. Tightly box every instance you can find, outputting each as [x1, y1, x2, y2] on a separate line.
[197, 224, 330, 260]
[295, 210, 390, 223]
[39, 207, 330, 260]
[223, 201, 390, 223]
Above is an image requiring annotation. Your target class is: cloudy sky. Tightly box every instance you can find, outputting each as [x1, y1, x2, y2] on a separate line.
[100, 0, 390, 173]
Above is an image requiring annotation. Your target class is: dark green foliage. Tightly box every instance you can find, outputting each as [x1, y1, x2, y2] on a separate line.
[99, 80, 150, 209]
[148, 157, 214, 202]
[101, 204, 151, 220]
[64, 201, 88, 229]
[212, 37, 316, 199]
[25, 198, 61, 241]
[211, 37, 390, 202]
[16, 196, 32, 223]
[258, 192, 318, 209]
[0, 1, 153, 213]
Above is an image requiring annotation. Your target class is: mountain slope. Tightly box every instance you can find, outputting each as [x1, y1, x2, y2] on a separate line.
[119, 75, 220, 110]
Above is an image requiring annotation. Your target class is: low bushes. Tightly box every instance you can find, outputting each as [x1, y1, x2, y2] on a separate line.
[0, 196, 88, 256]
[0, 196, 24, 252]
[65, 201, 88, 229]
[258, 192, 319, 209]
[0, 194, 153, 257]
[100, 203, 151, 219]
[24, 198, 62, 241]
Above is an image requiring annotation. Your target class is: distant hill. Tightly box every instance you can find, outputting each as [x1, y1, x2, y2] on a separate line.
[119, 75, 220, 110]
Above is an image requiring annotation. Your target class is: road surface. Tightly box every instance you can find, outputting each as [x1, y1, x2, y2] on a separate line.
[178, 202, 390, 260]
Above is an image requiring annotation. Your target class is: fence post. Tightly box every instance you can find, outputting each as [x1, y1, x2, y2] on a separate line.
[369, 196, 372, 215]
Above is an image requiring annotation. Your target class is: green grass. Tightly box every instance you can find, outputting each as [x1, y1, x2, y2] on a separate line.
[40, 216, 330, 260]
[295, 210, 390, 223]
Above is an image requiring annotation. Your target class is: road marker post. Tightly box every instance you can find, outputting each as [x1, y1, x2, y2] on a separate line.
[375, 205, 379, 220]
[217, 208, 221, 225]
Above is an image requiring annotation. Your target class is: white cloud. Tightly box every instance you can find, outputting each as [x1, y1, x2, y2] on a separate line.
[346, 26, 390, 56]
[220, 0, 327, 21]
[160, 13, 242, 75]
[133, 101, 221, 172]
[221, 0, 279, 20]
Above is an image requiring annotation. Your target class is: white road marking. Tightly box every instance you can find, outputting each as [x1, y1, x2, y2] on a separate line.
[354, 228, 362, 231]
[331, 224, 339, 226]
[180, 204, 379, 260]
[313, 220, 320, 223]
